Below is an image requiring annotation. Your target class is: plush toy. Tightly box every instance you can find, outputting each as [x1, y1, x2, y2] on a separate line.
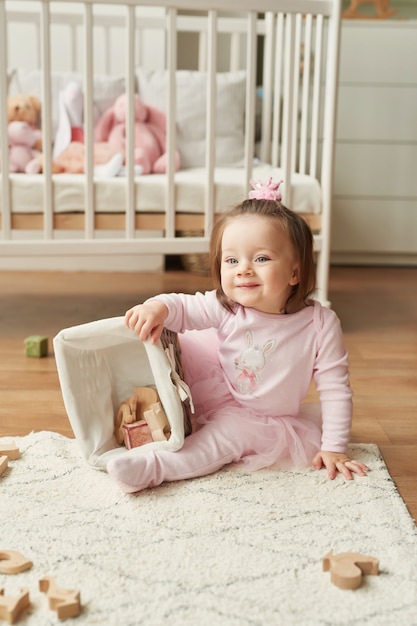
[7, 95, 42, 151]
[7, 117, 62, 175]
[94, 93, 180, 174]
[53, 141, 124, 177]
[51, 81, 124, 177]
[7, 120, 42, 174]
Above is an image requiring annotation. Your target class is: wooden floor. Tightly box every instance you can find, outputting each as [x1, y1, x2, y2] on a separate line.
[1, 265, 416, 522]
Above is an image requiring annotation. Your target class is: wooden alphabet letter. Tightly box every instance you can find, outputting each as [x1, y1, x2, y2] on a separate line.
[323, 550, 379, 590]
[0, 588, 30, 624]
[0, 551, 33, 575]
[39, 576, 81, 620]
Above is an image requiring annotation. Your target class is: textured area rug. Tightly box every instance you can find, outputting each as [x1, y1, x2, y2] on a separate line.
[1, 432, 416, 626]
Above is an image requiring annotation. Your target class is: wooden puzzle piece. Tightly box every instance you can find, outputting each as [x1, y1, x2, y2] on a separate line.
[0, 588, 30, 624]
[39, 576, 81, 620]
[323, 550, 379, 590]
[0, 551, 33, 575]
[0, 456, 8, 476]
[0, 444, 20, 461]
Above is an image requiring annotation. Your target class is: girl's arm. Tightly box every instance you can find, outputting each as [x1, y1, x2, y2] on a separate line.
[313, 308, 369, 479]
[125, 290, 225, 343]
[125, 300, 168, 343]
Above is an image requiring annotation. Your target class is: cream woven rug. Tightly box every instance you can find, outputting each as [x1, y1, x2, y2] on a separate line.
[1, 432, 416, 626]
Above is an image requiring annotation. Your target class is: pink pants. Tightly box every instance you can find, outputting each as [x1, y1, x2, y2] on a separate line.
[106, 414, 252, 493]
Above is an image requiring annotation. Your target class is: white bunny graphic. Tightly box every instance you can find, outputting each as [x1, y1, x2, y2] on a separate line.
[234, 330, 276, 394]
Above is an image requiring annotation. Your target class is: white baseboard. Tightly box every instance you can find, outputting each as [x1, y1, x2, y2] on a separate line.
[0, 255, 164, 272]
[331, 252, 417, 267]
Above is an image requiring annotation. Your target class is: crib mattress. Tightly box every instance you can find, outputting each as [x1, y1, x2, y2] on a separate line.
[4, 165, 321, 216]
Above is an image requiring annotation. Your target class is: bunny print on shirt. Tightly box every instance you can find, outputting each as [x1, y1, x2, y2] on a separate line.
[234, 330, 276, 394]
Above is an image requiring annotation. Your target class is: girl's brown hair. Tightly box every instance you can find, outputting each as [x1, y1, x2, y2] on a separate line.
[209, 198, 316, 313]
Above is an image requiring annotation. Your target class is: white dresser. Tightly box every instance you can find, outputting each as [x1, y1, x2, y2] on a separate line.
[331, 18, 417, 264]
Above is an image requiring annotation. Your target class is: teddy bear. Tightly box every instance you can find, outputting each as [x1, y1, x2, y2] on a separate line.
[7, 120, 43, 174]
[94, 93, 180, 174]
[7, 95, 42, 151]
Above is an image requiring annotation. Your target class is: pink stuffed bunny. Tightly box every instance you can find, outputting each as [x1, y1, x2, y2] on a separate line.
[94, 93, 180, 174]
[7, 120, 42, 174]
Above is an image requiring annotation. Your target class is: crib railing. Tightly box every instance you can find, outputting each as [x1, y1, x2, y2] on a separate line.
[0, 0, 342, 303]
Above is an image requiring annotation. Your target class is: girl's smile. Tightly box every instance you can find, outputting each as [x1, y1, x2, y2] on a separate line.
[237, 282, 260, 288]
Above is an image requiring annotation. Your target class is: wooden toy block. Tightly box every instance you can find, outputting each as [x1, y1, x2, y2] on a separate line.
[0, 444, 20, 461]
[0, 551, 33, 575]
[0, 456, 8, 476]
[323, 550, 379, 590]
[0, 588, 30, 624]
[123, 420, 154, 449]
[122, 401, 171, 449]
[39, 577, 81, 620]
[144, 402, 171, 442]
[24, 335, 48, 358]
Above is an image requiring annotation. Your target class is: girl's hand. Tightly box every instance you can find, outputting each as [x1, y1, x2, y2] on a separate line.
[312, 450, 370, 481]
[124, 300, 168, 344]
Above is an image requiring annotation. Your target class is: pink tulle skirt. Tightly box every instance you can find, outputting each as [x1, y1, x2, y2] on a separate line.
[179, 328, 322, 471]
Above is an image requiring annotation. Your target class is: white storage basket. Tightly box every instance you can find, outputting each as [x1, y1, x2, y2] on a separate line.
[54, 317, 193, 470]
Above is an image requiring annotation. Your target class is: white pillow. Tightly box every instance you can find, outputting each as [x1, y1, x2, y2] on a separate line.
[136, 67, 246, 169]
[8, 68, 125, 135]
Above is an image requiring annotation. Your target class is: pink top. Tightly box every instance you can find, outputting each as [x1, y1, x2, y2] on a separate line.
[153, 291, 353, 452]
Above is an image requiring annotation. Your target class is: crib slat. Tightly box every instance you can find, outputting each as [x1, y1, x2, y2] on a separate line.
[271, 13, 284, 169]
[125, 4, 136, 239]
[165, 8, 177, 240]
[203, 10, 217, 236]
[40, 3, 54, 239]
[280, 13, 296, 207]
[259, 12, 274, 165]
[243, 11, 257, 194]
[316, 0, 342, 303]
[310, 15, 324, 180]
[83, 2, 95, 239]
[299, 13, 313, 176]
[0, 0, 11, 240]
[290, 13, 302, 175]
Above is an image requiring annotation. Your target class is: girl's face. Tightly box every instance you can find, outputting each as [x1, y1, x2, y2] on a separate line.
[220, 215, 300, 314]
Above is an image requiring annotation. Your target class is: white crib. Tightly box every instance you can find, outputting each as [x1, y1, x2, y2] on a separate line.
[0, 0, 342, 304]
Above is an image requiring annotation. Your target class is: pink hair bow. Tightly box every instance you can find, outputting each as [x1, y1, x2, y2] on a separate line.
[248, 177, 283, 201]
